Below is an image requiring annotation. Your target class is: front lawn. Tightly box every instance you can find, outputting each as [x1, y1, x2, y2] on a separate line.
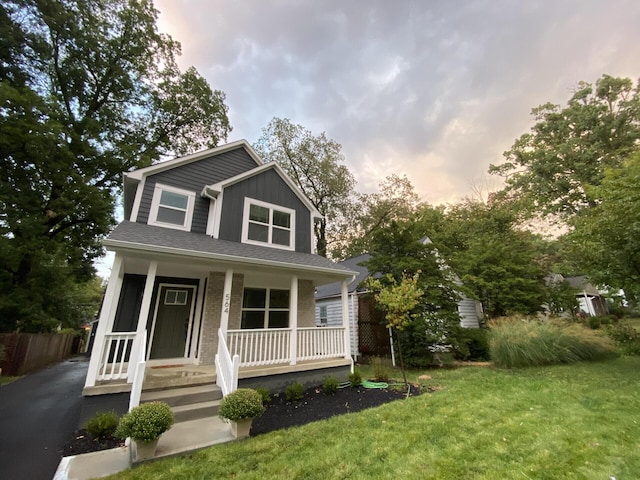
[105, 358, 640, 480]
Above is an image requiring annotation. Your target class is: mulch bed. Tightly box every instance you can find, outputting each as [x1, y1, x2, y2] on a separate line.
[61, 383, 420, 455]
[61, 429, 125, 457]
[250, 383, 420, 436]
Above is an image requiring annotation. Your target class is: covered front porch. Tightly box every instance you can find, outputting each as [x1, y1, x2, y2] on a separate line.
[84, 248, 356, 396]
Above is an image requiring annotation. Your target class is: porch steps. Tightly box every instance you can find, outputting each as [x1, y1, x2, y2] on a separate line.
[140, 384, 223, 423]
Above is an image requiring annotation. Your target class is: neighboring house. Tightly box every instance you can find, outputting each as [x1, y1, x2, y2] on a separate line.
[564, 275, 609, 317]
[84, 140, 356, 395]
[315, 254, 482, 359]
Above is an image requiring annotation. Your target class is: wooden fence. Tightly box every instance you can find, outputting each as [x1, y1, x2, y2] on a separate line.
[0, 333, 80, 376]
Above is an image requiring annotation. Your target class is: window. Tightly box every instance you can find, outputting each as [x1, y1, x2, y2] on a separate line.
[164, 289, 188, 305]
[241, 288, 290, 329]
[148, 184, 195, 231]
[319, 305, 328, 327]
[241, 198, 295, 250]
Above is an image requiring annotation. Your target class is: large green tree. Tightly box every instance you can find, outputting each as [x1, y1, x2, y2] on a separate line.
[0, 0, 231, 332]
[330, 174, 423, 259]
[564, 152, 640, 301]
[254, 117, 356, 257]
[364, 219, 461, 367]
[489, 75, 640, 221]
[420, 200, 548, 318]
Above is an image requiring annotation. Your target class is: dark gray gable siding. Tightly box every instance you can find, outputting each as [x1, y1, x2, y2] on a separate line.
[136, 148, 258, 233]
[218, 169, 312, 253]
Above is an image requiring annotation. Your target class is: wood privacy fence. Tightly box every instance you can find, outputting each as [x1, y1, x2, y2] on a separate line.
[0, 333, 80, 376]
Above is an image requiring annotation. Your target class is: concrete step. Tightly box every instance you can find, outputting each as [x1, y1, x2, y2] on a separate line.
[171, 400, 221, 423]
[141, 384, 222, 407]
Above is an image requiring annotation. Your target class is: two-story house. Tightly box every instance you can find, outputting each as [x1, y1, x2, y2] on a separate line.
[84, 140, 356, 397]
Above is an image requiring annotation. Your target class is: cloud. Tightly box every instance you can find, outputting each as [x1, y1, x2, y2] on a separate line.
[155, 0, 640, 205]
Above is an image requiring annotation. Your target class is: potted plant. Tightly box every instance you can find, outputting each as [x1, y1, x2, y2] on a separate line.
[218, 388, 265, 438]
[115, 401, 174, 460]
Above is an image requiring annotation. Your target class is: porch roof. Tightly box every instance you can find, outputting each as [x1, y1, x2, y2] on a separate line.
[104, 221, 356, 282]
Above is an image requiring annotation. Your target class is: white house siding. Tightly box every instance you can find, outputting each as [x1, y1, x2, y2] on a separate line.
[316, 295, 359, 357]
[457, 297, 481, 328]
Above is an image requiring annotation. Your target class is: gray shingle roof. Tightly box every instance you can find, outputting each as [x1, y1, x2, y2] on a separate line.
[315, 254, 372, 299]
[105, 221, 355, 278]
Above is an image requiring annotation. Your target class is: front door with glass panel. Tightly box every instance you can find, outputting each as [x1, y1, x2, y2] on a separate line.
[149, 286, 194, 359]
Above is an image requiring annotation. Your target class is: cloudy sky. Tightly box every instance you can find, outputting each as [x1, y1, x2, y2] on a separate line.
[152, 0, 640, 205]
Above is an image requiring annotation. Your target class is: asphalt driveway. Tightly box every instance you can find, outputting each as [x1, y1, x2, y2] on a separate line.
[0, 356, 88, 480]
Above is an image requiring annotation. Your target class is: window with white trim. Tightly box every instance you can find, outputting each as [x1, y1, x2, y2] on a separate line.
[164, 289, 188, 305]
[319, 305, 328, 327]
[241, 288, 290, 329]
[241, 198, 295, 250]
[148, 184, 195, 231]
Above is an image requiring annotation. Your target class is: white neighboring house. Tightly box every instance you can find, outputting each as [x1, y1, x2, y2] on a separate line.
[315, 254, 482, 359]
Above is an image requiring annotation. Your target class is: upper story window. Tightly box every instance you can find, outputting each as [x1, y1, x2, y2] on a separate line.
[241, 198, 295, 250]
[148, 184, 195, 231]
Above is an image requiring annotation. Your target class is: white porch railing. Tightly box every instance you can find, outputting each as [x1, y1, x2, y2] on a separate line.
[227, 329, 291, 367]
[215, 328, 239, 396]
[227, 327, 346, 367]
[297, 327, 345, 361]
[96, 332, 136, 381]
[128, 330, 147, 411]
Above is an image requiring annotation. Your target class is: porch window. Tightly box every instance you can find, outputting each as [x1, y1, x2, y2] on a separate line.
[148, 184, 195, 231]
[241, 198, 295, 250]
[241, 288, 289, 329]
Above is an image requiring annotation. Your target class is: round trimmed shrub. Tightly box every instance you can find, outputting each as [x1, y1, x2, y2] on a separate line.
[218, 388, 265, 422]
[115, 402, 174, 443]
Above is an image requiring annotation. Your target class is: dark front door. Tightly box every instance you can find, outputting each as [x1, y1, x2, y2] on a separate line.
[150, 286, 194, 359]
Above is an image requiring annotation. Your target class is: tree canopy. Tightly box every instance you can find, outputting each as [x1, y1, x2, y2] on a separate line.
[564, 152, 640, 301]
[254, 117, 356, 257]
[0, 0, 231, 332]
[489, 74, 640, 221]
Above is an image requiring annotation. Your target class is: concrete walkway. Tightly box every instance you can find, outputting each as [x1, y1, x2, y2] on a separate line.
[0, 356, 89, 480]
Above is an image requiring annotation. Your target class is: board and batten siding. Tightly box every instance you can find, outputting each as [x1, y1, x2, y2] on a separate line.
[218, 168, 312, 253]
[136, 149, 258, 233]
[315, 295, 359, 357]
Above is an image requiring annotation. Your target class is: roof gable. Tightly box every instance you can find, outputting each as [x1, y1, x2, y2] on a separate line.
[203, 161, 322, 218]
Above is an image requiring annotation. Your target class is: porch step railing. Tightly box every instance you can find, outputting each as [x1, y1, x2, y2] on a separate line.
[128, 330, 147, 411]
[96, 332, 136, 381]
[215, 328, 239, 396]
[227, 327, 346, 367]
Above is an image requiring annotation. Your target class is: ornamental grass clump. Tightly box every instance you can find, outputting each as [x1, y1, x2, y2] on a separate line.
[218, 388, 265, 422]
[86, 411, 119, 439]
[115, 402, 174, 443]
[488, 316, 616, 368]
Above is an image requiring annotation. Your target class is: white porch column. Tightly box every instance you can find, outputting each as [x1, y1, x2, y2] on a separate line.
[341, 279, 351, 360]
[220, 269, 234, 335]
[85, 254, 124, 388]
[134, 261, 157, 365]
[289, 275, 298, 365]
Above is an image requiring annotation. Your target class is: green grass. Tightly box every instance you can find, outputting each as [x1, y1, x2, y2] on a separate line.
[626, 317, 640, 331]
[0, 375, 21, 386]
[104, 358, 640, 480]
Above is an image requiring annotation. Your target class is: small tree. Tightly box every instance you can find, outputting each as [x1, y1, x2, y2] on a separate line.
[366, 272, 423, 386]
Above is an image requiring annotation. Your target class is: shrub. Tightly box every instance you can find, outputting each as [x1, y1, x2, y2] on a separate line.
[115, 402, 174, 443]
[86, 411, 119, 439]
[285, 382, 304, 402]
[489, 317, 617, 368]
[370, 357, 390, 382]
[323, 376, 339, 395]
[254, 387, 271, 404]
[218, 388, 265, 422]
[451, 327, 490, 361]
[348, 369, 362, 387]
[606, 322, 640, 356]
